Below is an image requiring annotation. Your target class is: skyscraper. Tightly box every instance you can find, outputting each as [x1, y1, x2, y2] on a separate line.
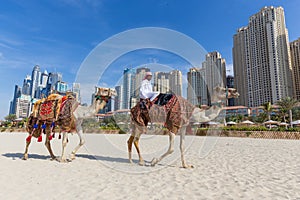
[22, 75, 31, 95]
[114, 85, 123, 110]
[122, 68, 135, 109]
[154, 72, 170, 93]
[15, 94, 31, 118]
[30, 65, 41, 98]
[233, 27, 249, 106]
[226, 75, 235, 106]
[40, 70, 49, 88]
[45, 72, 63, 95]
[203, 51, 226, 104]
[169, 70, 182, 96]
[9, 85, 22, 115]
[72, 83, 81, 102]
[55, 81, 68, 94]
[187, 68, 208, 106]
[290, 38, 300, 100]
[233, 6, 293, 107]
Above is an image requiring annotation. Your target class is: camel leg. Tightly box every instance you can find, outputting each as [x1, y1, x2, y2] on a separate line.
[23, 140, 31, 160]
[179, 126, 193, 168]
[71, 120, 85, 160]
[59, 132, 69, 163]
[133, 128, 145, 166]
[151, 132, 175, 166]
[127, 134, 134, 164]
[45, 135, 56, 160]
[45, 127, 56, 160]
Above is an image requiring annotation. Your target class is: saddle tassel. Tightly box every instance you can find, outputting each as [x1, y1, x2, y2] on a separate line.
[49, 122, 55, 140]
[38, 122, 46, 142]
[26, 123, 38, 142]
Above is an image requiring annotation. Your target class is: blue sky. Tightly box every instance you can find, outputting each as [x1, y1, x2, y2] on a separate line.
[0, 0, 300, 119]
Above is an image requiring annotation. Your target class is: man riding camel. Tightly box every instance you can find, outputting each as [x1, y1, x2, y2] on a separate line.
[139, 71, 159, 102]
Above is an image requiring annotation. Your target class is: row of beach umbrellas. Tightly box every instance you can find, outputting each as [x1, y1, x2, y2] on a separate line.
[226, 120, 300, 126]
[193, 120, 300, 126]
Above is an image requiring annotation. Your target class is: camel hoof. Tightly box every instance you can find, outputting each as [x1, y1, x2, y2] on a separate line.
[182, 164, 194, 169]
[70, 154, 76, 160]
[58, 158, 71, 163]
[129, 159, 133, 164]
[22, 155, 28, 160]
[50, 156, 58, 161]
[151, 158, 158, 166]
[138, 160, 145, 166]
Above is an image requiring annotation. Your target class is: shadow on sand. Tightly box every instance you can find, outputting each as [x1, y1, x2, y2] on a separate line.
[2, 153, 51, 160]
[76, 154, 140, 164]
[2, 152, 140, 164]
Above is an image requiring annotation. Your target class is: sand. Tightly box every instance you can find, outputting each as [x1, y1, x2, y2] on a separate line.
[1, 132, 300, 199]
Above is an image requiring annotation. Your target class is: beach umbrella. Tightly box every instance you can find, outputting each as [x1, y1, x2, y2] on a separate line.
[240, 120, 254, 125]
[292, 120, 300, 125]
[226, 121, 237, 125]
[207, 121, 220, 125]
[227, 121, 237, 125]
[263, 120, 279, 125]
[279, 122, 289, 126]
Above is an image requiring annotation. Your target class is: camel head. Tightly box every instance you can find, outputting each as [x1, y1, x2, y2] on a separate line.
[92, 87, 117, 112]
[212, 86, 239, 101]
[94, 87, 117, 102]
[190, 87, 239, 123]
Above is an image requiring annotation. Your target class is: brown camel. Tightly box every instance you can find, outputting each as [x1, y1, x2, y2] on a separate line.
[23, 87, 116, 162]
[127, 87, 239, 168]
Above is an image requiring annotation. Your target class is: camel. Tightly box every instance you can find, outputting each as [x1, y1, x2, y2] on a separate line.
[127, 87, 239, 168]
[23, 87, 116, 162]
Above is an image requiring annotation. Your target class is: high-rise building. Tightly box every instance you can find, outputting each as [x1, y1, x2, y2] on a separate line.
[22, 75, 31, 95]
[233, 27, 249, 106]
[134, 67, 150, 97]
[290, 38, 300, 100]
[9, 85, 22, 115]
[114, 85, 123, 110]
[122, 68, 136, 109]
[45, 72, 63, 96]
[55, 81, 68, 95]
[30, 65, 41, 98]
[15, 94, 31, 118]
[154, 72, 170, 93]
[233, 6, 293, 107]
[187, 68, 208, 106]
[169, 70, 182, 96]
[226, 75, 235, 106]
[72, 83, 81, 102]
[40, 70, 49, 88]
[203, 51, 226, 104]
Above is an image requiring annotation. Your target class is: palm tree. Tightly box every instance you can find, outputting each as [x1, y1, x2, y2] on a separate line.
[262, 102, 272, 121]
[276, 97, 298, 128]
[277, 107, 288, 122]
[5, 114, 16, 122]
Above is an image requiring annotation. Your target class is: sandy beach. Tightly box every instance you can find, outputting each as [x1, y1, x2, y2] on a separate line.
[1, 132, 300, 199]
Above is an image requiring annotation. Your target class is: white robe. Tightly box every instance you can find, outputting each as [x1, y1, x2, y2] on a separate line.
[139, 79, 159, 101]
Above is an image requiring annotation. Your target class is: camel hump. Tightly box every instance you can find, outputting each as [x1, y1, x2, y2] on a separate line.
[47, 94, 62, 101]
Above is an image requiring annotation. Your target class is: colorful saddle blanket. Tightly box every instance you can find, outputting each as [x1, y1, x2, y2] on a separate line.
[38, 100, 58, 121]
[131, 95, 195, 134]
[153, 93, 174, 106]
